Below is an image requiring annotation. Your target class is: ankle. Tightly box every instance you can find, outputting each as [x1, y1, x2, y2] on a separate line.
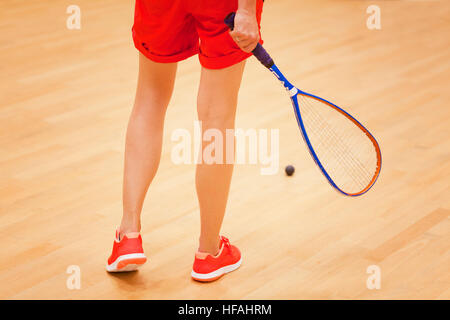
[119, 220, 141, 237]
[198, 236, 220, 256]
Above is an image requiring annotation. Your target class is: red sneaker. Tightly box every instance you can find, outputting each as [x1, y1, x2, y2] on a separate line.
[106, 230, 147, 272]
[191, 236, 242, 282]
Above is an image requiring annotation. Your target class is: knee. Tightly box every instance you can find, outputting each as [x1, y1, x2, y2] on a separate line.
[197, 103, 236, 130]
[133, 96, 168, 121]
[200, 114, 235, 132]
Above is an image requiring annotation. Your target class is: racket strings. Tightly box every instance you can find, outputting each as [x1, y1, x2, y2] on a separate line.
[303, 110, 373, 192]
[301, 108, 367, 187]
[305, 112, 375, 191]
[298, 94, 378, 194]
[300, 96, 372, 184]
[303, 101, 376, 192]
[303, 109, 369, 190]
[305, 100, 370, 186]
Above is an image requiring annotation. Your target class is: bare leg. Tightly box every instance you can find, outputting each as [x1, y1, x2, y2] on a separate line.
[196, 61, 246, 254]
[120, 53, 177, 236]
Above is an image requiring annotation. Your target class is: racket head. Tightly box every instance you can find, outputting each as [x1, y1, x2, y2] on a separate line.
[290, 89, 382, 196]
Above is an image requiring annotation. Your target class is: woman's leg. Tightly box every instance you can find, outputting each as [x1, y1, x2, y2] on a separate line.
[120, 53, 177, 236]
[195, 61, 246, 255]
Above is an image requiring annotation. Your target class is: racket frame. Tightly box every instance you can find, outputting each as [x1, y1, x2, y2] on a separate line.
[270, 64, 382, 196]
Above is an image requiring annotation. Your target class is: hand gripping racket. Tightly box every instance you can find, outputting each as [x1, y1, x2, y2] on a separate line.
[225, 13, 381, 196]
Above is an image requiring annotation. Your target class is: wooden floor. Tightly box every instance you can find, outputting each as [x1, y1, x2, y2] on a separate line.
[0, 0, 449, 299]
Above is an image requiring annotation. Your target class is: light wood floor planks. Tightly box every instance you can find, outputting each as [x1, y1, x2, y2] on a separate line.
[0, 0, 449, 299]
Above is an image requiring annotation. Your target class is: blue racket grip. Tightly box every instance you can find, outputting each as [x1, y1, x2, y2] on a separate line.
[224, 12, 274, 69]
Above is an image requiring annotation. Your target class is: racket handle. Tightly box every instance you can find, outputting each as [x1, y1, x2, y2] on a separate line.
[224, 12, 274, 69]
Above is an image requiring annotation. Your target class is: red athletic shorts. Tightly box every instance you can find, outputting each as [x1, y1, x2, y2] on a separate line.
[132, 0, 264, 69]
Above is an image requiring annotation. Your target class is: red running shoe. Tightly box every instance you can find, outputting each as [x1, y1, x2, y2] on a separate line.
[191, 236, 242, 282]
[106, 230, 147, 272]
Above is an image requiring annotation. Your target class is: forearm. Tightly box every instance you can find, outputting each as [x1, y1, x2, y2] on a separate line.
[238, 0, 257, 14]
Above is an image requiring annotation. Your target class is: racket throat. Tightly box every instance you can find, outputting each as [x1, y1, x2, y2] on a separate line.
[288, 87, 299, 97]
[269, 65, 297, 96]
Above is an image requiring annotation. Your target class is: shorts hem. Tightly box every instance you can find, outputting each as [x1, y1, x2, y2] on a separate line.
[134, 37, 199, 63]
[199, 50, 253, 70]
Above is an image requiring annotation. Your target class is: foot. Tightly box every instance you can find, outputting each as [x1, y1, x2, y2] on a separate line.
[106, 230, 147, 272]
[191, 236, 242, 282]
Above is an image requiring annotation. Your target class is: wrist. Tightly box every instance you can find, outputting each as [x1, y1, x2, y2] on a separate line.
[237, 7, 256, 15]
[237, 0, 257, 15]
[236, 8, 256, 17]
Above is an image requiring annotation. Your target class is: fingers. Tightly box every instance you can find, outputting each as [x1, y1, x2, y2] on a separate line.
[240, 40, 258, 53]
[230, 30, 260, 53]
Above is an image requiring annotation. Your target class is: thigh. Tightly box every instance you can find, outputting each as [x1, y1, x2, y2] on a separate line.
[135, 53, 178, 111]
[132, 0, 199, 63]
[197, 61, 246, 124]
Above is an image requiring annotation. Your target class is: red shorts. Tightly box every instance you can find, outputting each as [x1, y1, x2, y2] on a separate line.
[132, 0, 264, 69]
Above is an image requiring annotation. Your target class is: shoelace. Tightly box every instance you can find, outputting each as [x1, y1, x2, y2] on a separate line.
[221, 236, 231, 248]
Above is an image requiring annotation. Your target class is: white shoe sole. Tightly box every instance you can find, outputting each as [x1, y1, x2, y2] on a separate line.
[106, 253, 147, 272]
[191, 258, 242, 281]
